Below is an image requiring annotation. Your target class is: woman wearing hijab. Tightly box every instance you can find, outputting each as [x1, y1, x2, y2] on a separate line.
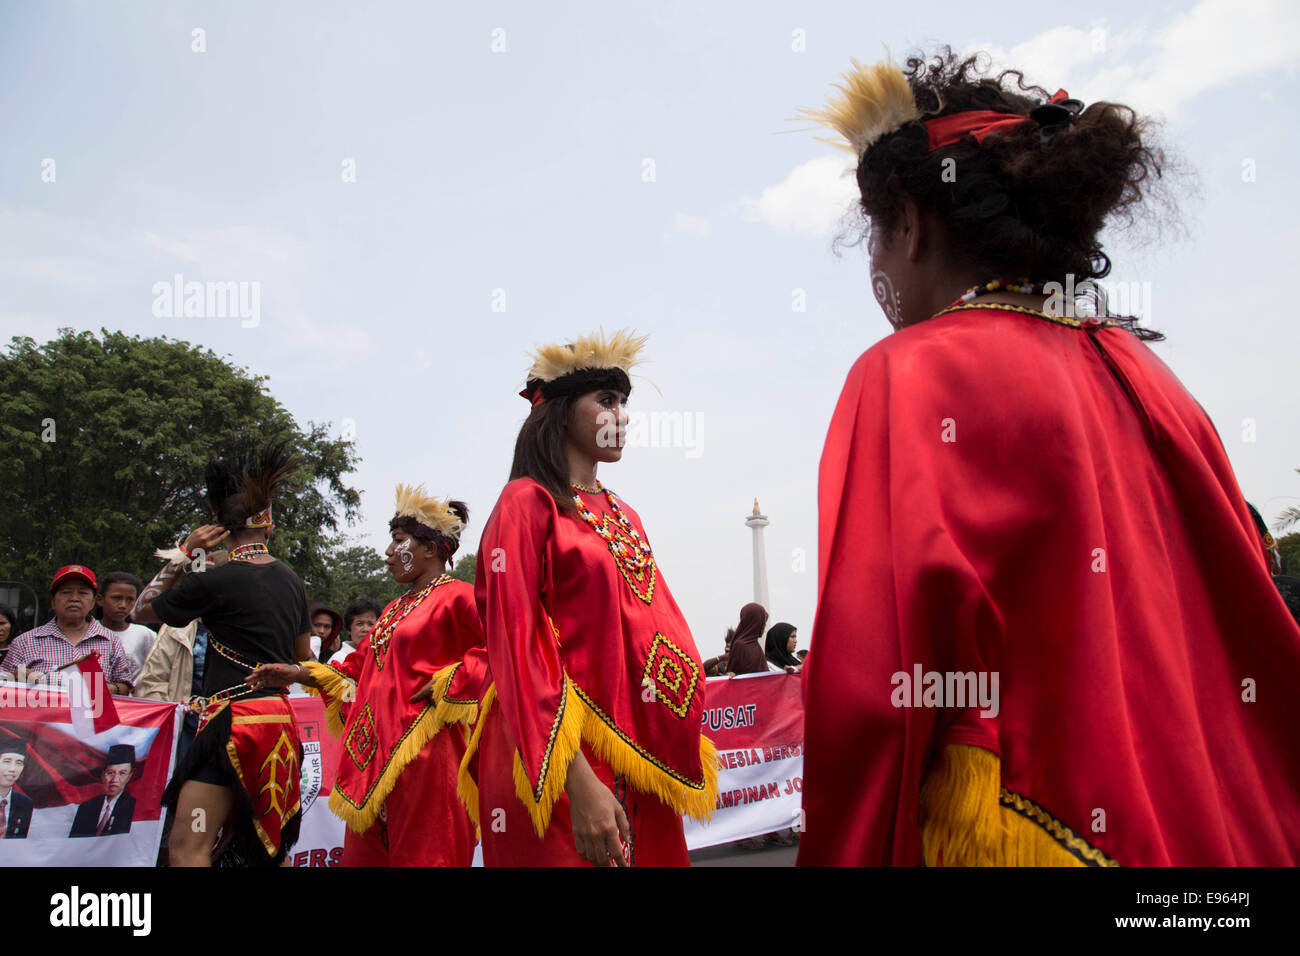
[764, 623, 801, 673]
[725, 603, 768, 675]
[728, 605, 798, 849]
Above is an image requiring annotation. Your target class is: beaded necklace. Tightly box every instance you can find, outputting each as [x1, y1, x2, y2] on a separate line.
[188, 543, 279, 709]
[951, 278, 1046, 304]
[185, 638, 269, 714]
[571, 485, 658, 605]
[210, 637, 261, 670]
[370, 574, 453, 666]
[231, 542, 271, 562]
[932, 301, 1123, 330]
[572, 487, 654, 572]
[187, 682, 260, 716]
[935, 278, 1122, 330]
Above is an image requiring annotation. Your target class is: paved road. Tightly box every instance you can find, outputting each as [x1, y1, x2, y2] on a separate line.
[689, 839, 799, 867]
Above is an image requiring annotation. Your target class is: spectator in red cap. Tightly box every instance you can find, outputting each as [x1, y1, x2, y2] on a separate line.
[0, 565, 134, 695]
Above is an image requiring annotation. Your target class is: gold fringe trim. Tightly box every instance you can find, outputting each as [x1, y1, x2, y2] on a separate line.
[512, 675, 586, 838]
[573, 689, 717, 826]
[302, 661, 355, 737]
[507, 675, 720, 838]
[457, 683, 496, 829]
[427, 661, 479, 729]
[919, 744, 1113, 867]
[319, 663, 472, 835]
[456, 678, 720, 840]
[999, 789, 1119, 867]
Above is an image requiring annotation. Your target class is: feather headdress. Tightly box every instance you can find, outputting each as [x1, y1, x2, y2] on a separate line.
[520, 328, 646, 405]
[795, 58, 920, 159]
[525, 328, 646, 384]
[393, 484, 465, 539]
[205, 439, 300, 529]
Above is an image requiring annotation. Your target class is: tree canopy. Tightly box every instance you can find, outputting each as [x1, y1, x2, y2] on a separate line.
[1277, 533, 1300, 577]
[0, 329, 362, 606]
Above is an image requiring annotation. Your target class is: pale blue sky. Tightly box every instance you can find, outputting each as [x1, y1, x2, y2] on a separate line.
[3, 0, 1298, 657]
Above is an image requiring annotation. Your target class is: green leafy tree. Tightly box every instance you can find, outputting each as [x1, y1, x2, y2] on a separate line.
[1276, 533, 1300, 577]
[310, 547, 477, 611]
[0, 329, 361, 598]
[1274, 471, 1300, 535]
[449, 551, 476, 584]
[311, 540, 404, 610]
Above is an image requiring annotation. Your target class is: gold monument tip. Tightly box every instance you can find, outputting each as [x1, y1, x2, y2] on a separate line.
[753, 498, 761, 515]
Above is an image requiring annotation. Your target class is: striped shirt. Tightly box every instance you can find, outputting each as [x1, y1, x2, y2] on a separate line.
[0, 619, 135, 688]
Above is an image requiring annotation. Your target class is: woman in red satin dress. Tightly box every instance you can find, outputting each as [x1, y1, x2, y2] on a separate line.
[464, 330, 718, 867]
[251, 486, 485, 866]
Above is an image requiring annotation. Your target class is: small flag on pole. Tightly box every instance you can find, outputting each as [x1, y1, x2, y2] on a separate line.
[59, 653, 120, 736]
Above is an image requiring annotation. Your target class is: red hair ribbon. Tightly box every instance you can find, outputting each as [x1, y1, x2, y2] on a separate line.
[925, 89, 1069, 153]
[518, 386, 546, 407]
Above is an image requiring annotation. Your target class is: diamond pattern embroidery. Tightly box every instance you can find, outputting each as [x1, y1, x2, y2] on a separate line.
[641, 633, 699, 719]
[344, 703, 378, 770]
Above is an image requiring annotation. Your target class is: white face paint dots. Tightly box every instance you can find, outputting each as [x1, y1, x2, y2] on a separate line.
[872, 270, 904, 329]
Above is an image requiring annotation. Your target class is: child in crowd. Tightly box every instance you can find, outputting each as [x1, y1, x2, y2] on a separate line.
[96, 572, 158, 687]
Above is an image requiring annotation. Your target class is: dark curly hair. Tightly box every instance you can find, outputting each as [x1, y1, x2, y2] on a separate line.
[849, 48, 1172, 340]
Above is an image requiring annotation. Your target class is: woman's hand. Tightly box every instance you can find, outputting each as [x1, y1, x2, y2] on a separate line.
[784, 665, 799, 674]
[245, 663, 303, 690]
[564, 752, 629, 867]
[182, 524, 231, 557]
[409, 678, 435, 703]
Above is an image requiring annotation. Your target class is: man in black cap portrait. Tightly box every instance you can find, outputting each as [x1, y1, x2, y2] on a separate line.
[0, 736, 33, 839]
[69, 744, 137, 837]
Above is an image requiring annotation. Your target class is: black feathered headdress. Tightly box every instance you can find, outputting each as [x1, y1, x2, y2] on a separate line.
[205, 439, 300, 531]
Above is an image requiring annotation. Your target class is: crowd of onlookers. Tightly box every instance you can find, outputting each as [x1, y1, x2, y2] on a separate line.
[0, 570, 807, 695]
[0, 563, 383, 766]
[0, 567, 806, 771]
[0, 563, 815, 855]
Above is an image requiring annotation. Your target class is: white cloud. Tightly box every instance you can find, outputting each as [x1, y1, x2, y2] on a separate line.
[1121, 0, 1299, 117]
[742, 0, 1297, 241]
[739, 155, 858, 238]
[974, 24, 1115, 92]
[973, 0, 1299, 119]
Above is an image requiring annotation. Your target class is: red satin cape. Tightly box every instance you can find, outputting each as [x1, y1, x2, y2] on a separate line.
[799, 306, 1300, 866]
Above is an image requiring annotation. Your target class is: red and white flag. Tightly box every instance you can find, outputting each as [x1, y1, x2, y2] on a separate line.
[63, 653, 121, 736]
